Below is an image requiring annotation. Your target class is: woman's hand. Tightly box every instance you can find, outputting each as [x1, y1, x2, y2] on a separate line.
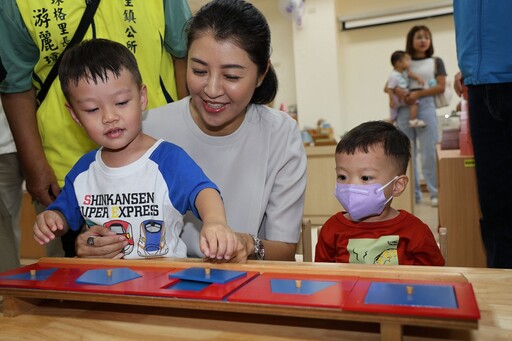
[394, 87, 408, 100]
[75, 225, 127, 259]
[405, 91, 420, 105]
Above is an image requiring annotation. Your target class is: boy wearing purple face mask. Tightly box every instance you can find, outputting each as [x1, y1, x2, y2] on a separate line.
[315, 121, 444, 266]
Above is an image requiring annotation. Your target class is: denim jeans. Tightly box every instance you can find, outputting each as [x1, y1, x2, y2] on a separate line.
[468, 84, 512, 268]
[396, 96, 439, 202]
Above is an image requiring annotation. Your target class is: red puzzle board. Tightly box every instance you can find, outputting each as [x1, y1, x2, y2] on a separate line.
[228, 272, 358, 309]
[227, 273, 479, 320]
[0, 261, 480, 321]
[0, 263, 258, 301]
[343, 278, 480, 320]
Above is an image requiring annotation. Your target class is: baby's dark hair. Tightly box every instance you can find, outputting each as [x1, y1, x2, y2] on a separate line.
[391, 50, 407, 67]
[59, 38, 142, 101]
[186, 0, 277, 104]
[336, 121, 411, 174]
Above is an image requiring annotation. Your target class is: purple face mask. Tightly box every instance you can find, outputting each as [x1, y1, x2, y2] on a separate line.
[334, 176, 398, 221]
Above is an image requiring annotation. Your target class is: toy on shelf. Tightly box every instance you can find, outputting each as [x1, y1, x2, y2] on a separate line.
[303, 119, 337, 146]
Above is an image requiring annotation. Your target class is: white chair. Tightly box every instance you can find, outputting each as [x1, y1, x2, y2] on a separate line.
[438, 226, 448, 264]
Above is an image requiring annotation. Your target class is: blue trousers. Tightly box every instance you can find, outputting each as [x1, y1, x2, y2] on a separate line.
[396, 97, 439, 202]
[468, 84, 512, 269]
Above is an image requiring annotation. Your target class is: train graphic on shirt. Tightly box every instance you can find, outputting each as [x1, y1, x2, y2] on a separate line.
[100, 219, 169, 257]
[137, 219, 169, 257]
[103, 220, 134, 254]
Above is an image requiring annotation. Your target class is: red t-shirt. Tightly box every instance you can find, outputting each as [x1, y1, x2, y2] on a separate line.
[315, 210, 445, 266]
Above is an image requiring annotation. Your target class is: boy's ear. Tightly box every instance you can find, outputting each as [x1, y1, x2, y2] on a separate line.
[392, 175, 409, 197]
[140, 84, 148, 111]
[65, 103, 83, 127]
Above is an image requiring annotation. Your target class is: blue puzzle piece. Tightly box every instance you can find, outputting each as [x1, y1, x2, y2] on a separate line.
[75, 268, 141, 285]
[270, 279, 337, 295]
[1, 268, 58, 281]
[168, 280, 210, 291]
[364, 282, 458, 308]
[169, 267, 246, 284]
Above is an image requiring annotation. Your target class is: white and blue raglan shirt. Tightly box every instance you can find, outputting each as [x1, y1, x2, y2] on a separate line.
[48, 139, 218, 259]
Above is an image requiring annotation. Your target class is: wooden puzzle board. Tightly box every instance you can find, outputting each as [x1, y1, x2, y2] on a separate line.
[0, 258, 480, 341]
[0, 262, 258, 301]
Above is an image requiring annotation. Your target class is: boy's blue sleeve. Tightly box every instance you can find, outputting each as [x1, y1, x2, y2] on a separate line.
[152, 142, 219, 219]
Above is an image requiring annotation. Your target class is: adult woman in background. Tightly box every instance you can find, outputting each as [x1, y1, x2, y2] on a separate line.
[396, 25, 447, 207]
[75, 0, 307, 262]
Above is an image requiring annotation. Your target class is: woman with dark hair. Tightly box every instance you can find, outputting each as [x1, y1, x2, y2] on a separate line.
[75, 0, 307, 263]
[396, 25, 447, 207]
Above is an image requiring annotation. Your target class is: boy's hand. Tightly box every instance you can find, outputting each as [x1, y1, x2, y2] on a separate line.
[200, 223, 239, 261]
[33, 210, 66, 245]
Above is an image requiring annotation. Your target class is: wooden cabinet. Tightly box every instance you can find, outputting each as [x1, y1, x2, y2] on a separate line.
[437, 146, 486, 267]
[304, 145, 339, 228]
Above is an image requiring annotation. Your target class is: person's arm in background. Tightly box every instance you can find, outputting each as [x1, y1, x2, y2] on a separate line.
[0, 2, 60, 206]
[408, 69, 425, 87]
[172, 56, 188, 99]
[407, 76, 445, 104]
[164, 0, 192, 99]
[453, 71, 463, 97]
[1, 91, 60, 206]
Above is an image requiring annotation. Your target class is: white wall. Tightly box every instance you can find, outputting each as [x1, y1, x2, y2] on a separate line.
[292, 0, 343, 132]
[335, 1, 458, 137]
[256, 0, 297, 112]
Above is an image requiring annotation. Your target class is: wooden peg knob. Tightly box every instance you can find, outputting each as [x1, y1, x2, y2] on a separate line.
[205, 268, 211, 276]
[406, 285, 414, 295]
[30, 269, 36, 277]
[106, 269, 113, 277]
[295, 280, 302, 289]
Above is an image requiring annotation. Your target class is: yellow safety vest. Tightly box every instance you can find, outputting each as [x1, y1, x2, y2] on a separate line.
[17, 0, 178, 186]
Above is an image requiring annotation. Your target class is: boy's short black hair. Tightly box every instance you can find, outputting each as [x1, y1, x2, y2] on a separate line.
[336, 121, 411, 174]
[390, 50, 407, 67]
[58, 38, 142, 101]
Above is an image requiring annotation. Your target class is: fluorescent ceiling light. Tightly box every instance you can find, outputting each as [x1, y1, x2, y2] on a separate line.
[339, 1, 453, 30]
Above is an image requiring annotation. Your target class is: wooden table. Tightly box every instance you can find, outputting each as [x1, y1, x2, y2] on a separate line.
[1, 258, 511, 341]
